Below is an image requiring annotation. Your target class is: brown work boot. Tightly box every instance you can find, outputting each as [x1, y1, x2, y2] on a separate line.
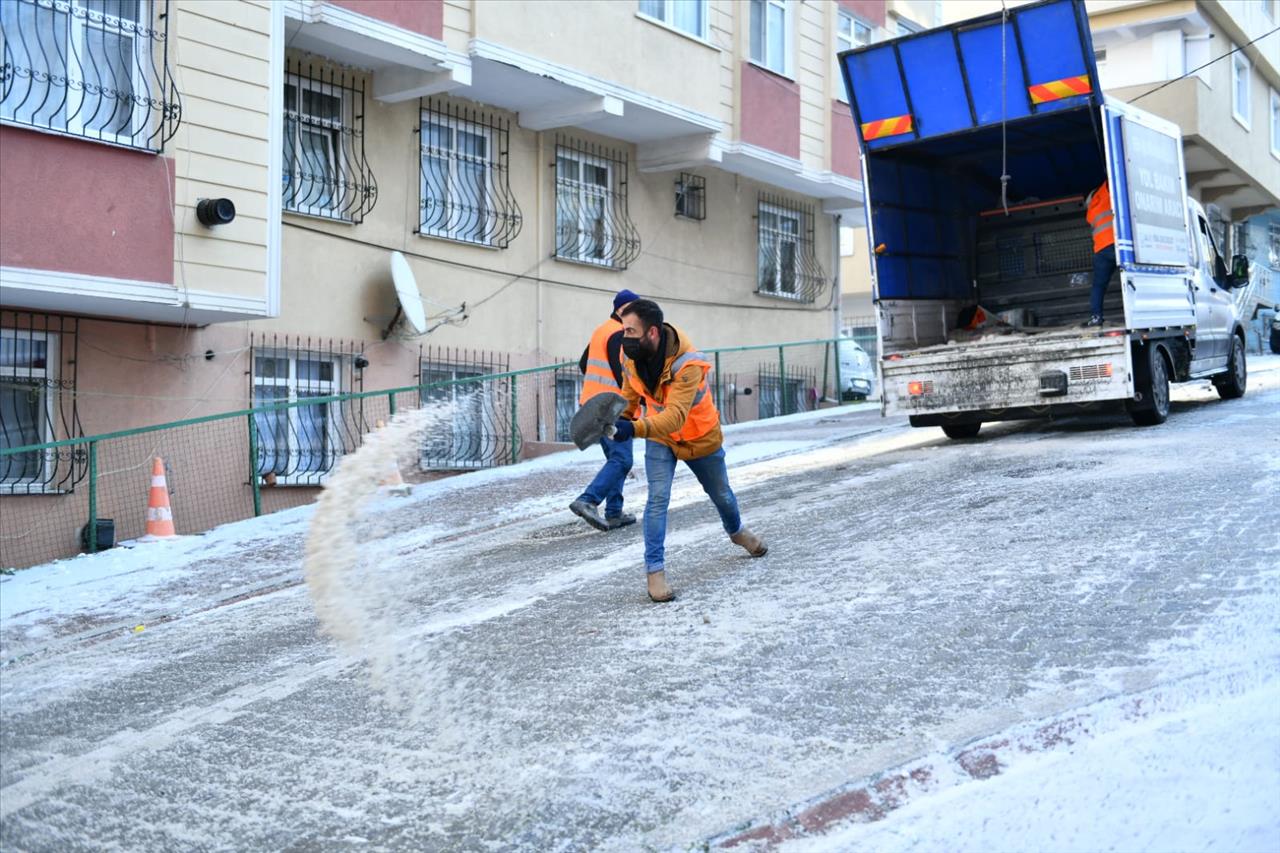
[730, 527, 768, 557]
[647, 570, 675, 603]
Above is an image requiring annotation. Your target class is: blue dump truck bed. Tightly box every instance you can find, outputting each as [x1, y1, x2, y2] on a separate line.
[836, 0, 1208, 428]
[838, 0, 1105, 304]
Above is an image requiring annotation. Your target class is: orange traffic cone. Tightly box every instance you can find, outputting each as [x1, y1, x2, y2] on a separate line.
[375, 420, 411, 496]
[143, 456, 177, 539]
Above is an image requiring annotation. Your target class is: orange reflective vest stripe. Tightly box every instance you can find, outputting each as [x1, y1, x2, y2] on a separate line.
[625, 347, 720, 444]
[1085, 181, 1115, 253]
[579, 318, 623, 405]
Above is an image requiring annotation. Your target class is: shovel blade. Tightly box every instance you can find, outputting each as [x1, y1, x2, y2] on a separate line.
[571, 392, 628, 450]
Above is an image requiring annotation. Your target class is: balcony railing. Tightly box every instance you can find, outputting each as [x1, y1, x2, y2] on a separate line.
[0, 0, 181, 152]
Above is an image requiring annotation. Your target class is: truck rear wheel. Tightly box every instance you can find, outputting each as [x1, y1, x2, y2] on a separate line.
[1212, 335, 1247, 400]
[1127, 344, 1170, 427]
[941, 422, 982, 440]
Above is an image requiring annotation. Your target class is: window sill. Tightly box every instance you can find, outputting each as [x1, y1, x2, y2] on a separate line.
[0, 484, 72, 496]
[746, 59, 795, 84]
[635, 12, 720, 51]
[283, 208, 356, 226]
[417, 230, 501, 251]
[755, 288, 810, 303]
[552, 254, 625, 272]
[0, 118, 163, 155]
[261, 474, 330, 488]
[1232, 111, 1251, 132]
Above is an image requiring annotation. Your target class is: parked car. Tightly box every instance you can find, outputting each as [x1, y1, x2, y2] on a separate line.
[838, 337, 877, 401]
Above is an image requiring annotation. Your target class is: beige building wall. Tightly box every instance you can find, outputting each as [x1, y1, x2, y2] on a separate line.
[169, 0, 276, 306]
[799, 0, 832, 171]
[714, 2, 738, 132]
[262, 73, 836, 373]
[840, 222, 876, 324]
[443, 0, 472, 51]
[473, 0, 725, 122]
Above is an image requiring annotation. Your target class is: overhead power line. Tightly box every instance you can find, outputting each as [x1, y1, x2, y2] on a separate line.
[1128, 25, 1279, 105]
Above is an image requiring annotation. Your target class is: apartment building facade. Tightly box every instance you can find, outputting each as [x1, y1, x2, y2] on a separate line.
[840, 0, 1280, 333]
[1, 0, 866, 538]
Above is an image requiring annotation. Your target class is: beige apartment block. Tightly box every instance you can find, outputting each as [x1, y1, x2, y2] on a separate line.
[1, 0, 872, 560]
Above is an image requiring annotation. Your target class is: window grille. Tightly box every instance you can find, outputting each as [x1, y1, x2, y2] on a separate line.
[675, 172, 705, 221]
[1, 312, 84, 493]
[283, 57, 377, 223]
[554, 136, 641, 269]
[553, 363, 583, 443]
[756, 194, 827, 302]
[756, 363, 815, 419]
[249, 334, 365, 486]
[418, 98, 522, 248]
[418, 346, 512, 470]
[0, 0, 181, 152]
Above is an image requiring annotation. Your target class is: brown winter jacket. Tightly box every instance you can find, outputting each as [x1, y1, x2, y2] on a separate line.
[619, 324, 723, 461]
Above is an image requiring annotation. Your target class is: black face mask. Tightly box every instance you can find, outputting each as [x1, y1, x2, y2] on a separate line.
[622, 336, 648, 360]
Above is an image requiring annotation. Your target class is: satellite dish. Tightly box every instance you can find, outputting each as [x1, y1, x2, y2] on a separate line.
[386, 251, 428, 339]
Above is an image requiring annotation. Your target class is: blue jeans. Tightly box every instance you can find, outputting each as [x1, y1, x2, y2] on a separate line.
[577, 434, 633, 519]
[643, 442, 741, 574]
[1090, 244, 1117, 318]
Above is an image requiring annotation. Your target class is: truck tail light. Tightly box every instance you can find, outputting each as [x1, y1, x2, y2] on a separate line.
[907, 380, 933, 396]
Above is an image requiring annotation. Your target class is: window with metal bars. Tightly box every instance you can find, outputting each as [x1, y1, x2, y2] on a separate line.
[418, 99, 522, 248]
[0, 0, 181, 152]
[756, 194, 826, 302]
[418, 347, 512, 470]
[249, 335, 365, 486]
[756, 363, 814, 419]
[554, 137, 641, 269]
[1, 313, 84, 493]
[283, 57, 377, 223]
[553, 364, 583, 443]
[675, 172, 705, 221]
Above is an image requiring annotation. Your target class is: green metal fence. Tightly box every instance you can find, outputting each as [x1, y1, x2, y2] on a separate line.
[1, 338, 858, 570]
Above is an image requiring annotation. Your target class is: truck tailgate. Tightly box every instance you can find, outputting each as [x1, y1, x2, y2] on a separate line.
[882, 332, 1133, 415]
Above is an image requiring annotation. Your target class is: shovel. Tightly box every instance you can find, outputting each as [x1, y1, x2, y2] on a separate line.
[570, 392, 628, 450]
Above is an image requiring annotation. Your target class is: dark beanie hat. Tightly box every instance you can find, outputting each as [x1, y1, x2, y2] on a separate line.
[613, 289, 640, 313]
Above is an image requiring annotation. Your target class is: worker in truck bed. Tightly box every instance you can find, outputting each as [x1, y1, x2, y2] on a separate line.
[1084, 179, 1116, 328]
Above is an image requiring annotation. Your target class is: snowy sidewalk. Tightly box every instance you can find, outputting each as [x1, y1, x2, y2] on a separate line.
[1, 401, 890, 662]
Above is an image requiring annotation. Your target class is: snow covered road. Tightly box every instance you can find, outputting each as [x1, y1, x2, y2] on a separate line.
[2, 359, 1278, 851]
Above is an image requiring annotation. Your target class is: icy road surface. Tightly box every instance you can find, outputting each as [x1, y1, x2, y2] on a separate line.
[2, 358, 1278, 851]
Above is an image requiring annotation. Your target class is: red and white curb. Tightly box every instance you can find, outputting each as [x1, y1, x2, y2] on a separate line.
[706, 667, 1270, 850]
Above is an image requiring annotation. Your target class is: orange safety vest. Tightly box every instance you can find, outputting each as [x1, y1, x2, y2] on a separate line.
[624, 336, 720, 445]
[579, 317, 624, 405]
[1085, 181, 1115, 253]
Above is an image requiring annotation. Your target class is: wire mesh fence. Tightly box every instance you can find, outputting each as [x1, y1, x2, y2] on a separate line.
[1, 339, 857, 569]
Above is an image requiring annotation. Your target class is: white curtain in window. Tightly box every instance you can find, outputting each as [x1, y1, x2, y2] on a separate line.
[671, 0, 703, 35]
[0, 1, 70, 130]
